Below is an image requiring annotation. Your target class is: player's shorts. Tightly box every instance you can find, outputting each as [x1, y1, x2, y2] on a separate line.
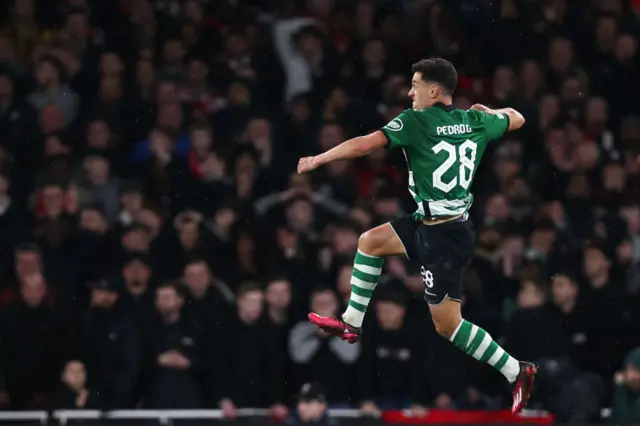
[389, 215, 475, 305]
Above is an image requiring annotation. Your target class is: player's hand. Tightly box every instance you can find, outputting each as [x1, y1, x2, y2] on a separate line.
[469, 104, 491, 113]
[298, 156, 319, 173]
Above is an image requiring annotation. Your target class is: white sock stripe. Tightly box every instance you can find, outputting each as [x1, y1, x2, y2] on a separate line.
[472, 333, 492, 360]
[354, 264, 382, 276]
[350, 293, 371, 306]
[449, 320, 464, 342]
[357, 250, 382, 259]
[487, 347, 505, 366]
[350, 276, 377, 290]
[501, 357, 521, 383]
[466, 325, 479, 350]
[343, 306, 364, 327]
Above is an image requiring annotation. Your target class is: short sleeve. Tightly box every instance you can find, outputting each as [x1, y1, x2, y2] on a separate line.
[482, 111, 510, 141]
[380, 109, 418, 150]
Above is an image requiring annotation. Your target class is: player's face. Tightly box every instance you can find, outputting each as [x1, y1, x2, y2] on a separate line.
[409, 72, 437, 109]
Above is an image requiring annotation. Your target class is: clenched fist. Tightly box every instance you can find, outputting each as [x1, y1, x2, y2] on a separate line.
[469, 103, 491, 112]
[297, 156, 319, 173]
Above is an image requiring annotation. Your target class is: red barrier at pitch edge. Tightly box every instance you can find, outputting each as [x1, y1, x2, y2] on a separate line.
[382, 409, 555, 424]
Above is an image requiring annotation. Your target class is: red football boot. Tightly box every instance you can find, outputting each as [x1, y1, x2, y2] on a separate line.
[308, 313, 361, 343]
[511, 361, 537, 414]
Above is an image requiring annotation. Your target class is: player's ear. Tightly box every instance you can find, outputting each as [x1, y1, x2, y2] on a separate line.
[429, 84, 439, 99]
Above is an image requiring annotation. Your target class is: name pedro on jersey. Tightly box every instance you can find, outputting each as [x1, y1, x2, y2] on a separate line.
[437, 124, 472, 136]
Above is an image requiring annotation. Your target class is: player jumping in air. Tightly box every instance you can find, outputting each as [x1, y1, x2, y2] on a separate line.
[297, 58, 536, 414]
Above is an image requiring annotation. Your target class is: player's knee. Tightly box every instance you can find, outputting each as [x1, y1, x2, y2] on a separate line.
[358, 230, 385, 257]
[432, 312, 461, 339]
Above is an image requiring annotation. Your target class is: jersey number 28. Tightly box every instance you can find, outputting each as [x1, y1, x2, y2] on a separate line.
[432, 140, 477, 193]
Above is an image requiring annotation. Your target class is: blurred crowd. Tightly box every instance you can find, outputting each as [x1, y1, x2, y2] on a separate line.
[0, 0, 639, 423]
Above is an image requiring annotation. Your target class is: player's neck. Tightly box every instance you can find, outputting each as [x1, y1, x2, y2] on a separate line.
[431, 97, 453, 106]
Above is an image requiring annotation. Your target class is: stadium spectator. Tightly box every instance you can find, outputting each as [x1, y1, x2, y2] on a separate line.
[291, 382, 334, 425]
[216, 281, 287, 417]
[613, 347, 640, 422]
[81, 276, 139, 408]
[0, 0, 636, 419]
[54, 360, 103, 410]
[289, 287, 360, 405]
[357, 287, 428, 414]
[143, 282, 205, 408]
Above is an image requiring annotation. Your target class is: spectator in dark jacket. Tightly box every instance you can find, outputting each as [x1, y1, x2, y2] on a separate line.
[142, 282, 205, 408]
[216, 281, 288, 419]
[81, 276, 139, 408]
[357, 287, 427, 414]
[53, 360, 103, 410]
[0, 273, 62, 409]
[289, 287, 360, 404]
[290, 382, 337, 425]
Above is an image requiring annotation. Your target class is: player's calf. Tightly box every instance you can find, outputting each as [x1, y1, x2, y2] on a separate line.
[309, 223, 406, 338]
[430, 299, 521, 383]
[432, 305, 537, 412]
[341, 224, 406, 328]
[341, 248, 384, 328]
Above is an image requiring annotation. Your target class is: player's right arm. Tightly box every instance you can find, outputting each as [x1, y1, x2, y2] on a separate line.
[297, 131, 387, 173]
[470, 104, 525, 132]
[298, 110, 416, 173]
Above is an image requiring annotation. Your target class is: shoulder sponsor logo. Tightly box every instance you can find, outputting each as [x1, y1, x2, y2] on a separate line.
[384, 118, 403, 131]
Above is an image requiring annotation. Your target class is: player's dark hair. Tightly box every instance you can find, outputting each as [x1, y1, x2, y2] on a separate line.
[412, 58, 458, 96]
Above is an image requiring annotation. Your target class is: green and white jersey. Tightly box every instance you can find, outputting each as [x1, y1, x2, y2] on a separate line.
[381, 103, 509, 219]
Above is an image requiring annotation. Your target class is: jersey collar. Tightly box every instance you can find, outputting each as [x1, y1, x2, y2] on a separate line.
[432, 102, 455, 112]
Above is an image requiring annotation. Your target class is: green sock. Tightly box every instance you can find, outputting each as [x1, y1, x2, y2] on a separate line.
[450, 319, 521, 382]
[342, 250, 384, 327]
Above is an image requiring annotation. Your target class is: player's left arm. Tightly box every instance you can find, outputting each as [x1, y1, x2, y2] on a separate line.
[470, 104, 525, 132]
[297, 131, 387, 173]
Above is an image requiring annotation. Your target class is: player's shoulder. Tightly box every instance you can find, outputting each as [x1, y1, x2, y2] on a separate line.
[460, 108, 487, 124]
[384, 108, 418, 132]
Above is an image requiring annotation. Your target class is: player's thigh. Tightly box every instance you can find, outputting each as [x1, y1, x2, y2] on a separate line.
[415, 220, 474, 305]
[359, 220, 414, 257]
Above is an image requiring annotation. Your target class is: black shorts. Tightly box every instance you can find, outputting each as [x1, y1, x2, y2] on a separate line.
[389, 215, 475, 305]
